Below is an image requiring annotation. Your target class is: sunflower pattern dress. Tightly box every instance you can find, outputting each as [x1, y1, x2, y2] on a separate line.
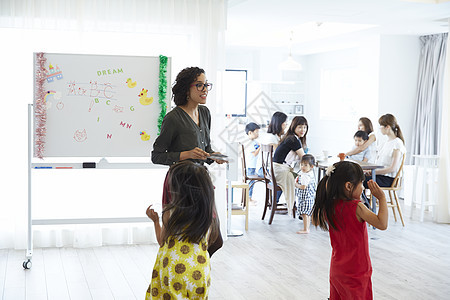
[146, 235, 211, 300]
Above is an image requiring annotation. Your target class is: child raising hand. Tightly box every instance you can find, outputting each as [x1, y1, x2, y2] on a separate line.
[312, 161, 388, 300]
[145, 161, 221, 300]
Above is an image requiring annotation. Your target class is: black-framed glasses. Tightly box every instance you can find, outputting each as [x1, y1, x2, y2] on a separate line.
[190, 83, 213, 91]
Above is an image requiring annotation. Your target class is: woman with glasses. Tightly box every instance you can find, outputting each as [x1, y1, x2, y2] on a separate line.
[152, 66, 222, 166]
[152, 66, 223, 257]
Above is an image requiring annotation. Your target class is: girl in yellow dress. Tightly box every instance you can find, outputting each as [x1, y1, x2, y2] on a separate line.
[145, 161, 221, 299]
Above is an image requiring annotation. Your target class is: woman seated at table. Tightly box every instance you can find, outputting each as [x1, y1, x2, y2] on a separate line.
[345, 117, 377, 163]
[272, 116, 308, 216]
[362, 114, 406, 204]
[259, 111, 288, 152]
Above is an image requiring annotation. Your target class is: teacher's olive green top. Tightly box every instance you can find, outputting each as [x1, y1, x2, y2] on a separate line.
[151, 105, 213, 165]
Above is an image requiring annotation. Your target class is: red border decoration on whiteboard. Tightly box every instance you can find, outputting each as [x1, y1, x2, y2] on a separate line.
[35, 52, 47, 159]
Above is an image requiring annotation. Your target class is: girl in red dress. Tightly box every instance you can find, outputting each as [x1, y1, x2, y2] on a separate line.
[312, 161, 388, 300]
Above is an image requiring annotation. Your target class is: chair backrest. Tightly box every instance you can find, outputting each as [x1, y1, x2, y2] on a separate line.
[391, 153, 406, 188]
[261, 144, 277, 187]
[240, 143, 248, 181]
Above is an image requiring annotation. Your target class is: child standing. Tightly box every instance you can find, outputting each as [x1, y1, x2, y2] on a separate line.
[312, 161, 388, 300]
[145, 161, 221, 299]
[245, 122, 261, 204]
[294, 154, 316, 234]
[347, 130, 371, 162]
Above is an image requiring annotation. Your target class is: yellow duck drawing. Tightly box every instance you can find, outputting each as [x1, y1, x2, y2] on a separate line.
[140, 131, 150, 141]
[126, 78, 137, 88]
[138, 88, 153, 105]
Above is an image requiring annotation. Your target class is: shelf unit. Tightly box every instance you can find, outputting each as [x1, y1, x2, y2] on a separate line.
[258, 72, 305, 117]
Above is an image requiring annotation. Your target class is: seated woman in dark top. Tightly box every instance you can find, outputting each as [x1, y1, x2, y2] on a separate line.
[272, 116, 308, 216]
[151, 66, 223, 256]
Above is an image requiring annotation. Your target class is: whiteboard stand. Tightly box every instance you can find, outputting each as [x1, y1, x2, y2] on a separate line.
[226, 142, 242, 237]
[24, 104, 166, 269]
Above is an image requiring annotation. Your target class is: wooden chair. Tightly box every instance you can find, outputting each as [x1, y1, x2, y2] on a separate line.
[240, 143, 265, 207]
[372, 154, 406, 226]
[381, 154, 406, 226]
[260, 144, 291, 224]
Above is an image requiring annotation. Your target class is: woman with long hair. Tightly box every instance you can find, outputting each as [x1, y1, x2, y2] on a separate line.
[345, 117, 377, 162]
[271, 116, 309, 216]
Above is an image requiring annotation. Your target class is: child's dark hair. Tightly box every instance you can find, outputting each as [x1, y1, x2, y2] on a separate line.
[354, 130, 369, 141]
[245, 122, 260, 135]
[312, 161, 365, 231]
[301, 154, 315, 167]
[172, 67, 205, 106]
[162, 161, 218, 244]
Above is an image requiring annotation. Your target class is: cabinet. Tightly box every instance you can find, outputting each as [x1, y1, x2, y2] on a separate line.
[260, 72, 305, 117]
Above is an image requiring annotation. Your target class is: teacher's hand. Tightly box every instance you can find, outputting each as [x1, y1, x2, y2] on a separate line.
[210, 152, 227, 164]
[180, 147, 210, 161]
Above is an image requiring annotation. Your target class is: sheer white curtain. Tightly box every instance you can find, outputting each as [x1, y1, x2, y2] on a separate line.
[410, 33, 447, 157]
[0, 0, 227, 249]
[436, 29, 450, 224]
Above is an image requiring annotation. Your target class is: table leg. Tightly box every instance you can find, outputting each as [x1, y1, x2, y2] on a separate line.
[371, 170, 377, 214]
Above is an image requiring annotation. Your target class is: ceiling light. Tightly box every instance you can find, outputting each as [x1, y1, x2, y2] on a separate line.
[279, 31, 302, 71]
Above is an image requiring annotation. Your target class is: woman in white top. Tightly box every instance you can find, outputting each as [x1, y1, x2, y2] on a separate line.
[365, 114, 406, 188]
[259, 111, 288, 152]
[345, 117, 377, 163]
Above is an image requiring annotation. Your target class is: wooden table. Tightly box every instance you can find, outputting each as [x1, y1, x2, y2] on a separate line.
[316, 159, 384, 213]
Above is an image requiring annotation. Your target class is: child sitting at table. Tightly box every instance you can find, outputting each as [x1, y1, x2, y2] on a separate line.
[347, 130, 371, 162]
[295, 154, 316, 234]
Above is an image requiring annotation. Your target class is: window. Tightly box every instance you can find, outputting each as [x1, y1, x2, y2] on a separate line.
[223, 69, 247, 117]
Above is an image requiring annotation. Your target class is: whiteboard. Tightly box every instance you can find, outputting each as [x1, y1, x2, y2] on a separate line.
[33, 53, 171, 157]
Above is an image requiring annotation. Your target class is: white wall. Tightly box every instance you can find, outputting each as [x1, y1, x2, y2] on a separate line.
[305, 35, 380, 156]
[225, 34, 422, 161]
[378, 35, 421, 160]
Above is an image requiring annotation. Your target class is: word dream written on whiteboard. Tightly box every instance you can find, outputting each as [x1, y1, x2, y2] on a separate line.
[35, 53, 171, 157]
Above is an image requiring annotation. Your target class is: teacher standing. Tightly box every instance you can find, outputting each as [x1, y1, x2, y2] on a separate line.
[152, 66, 222, 165]
[151, 67, 223, 257]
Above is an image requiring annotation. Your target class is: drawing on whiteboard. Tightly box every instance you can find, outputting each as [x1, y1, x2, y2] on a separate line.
[88, 99, 94, 112]
[140, 131, 150, 141]
[45, 64, 63, 83]
[66, 81, 116, 100]
[56, 101, 64, 110]
[138, 88, 153, 105]
[112, 105, 124, 113]
[126, 78, 137, 88]
[44, 90, 56, 110]
[44, 90, 63, 110]
[73, 129, 87, 142]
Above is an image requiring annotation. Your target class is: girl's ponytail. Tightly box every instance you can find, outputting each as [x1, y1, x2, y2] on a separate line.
[312, 175, 331, 231]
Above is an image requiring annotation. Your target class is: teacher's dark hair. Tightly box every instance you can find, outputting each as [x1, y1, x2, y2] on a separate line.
[172, 67, 205, 106]
[267, 111, 288, 137]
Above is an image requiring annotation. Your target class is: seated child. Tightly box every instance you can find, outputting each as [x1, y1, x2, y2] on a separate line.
[245, 122, 261, 205]
[347, 130, 371, 162]
[295, 154, 316, 234]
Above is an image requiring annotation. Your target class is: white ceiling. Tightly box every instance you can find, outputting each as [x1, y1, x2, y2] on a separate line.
[226, 0, 450, 54]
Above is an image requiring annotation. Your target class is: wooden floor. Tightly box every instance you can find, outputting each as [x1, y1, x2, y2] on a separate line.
[1, 192, 450, 299]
